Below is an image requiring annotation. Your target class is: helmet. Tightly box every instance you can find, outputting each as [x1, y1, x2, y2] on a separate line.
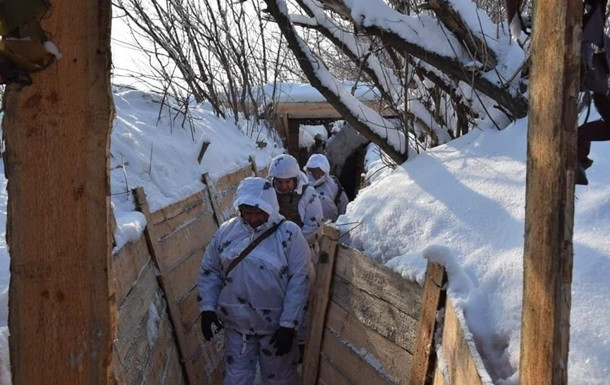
[233, 177, 279, 218]
[268, 154, 300, 179]
[304, 154, 330, 174]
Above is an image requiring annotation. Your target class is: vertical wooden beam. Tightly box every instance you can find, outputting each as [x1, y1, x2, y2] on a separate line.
[287, 116, 300, 157]
[520, 0, 581, 383]
[202, 173, 222, 226]
[2, 0, 114, 384]
[302, 225, 340, 385]
[249, 155, 259, 176]
[409, 262, 447, 385]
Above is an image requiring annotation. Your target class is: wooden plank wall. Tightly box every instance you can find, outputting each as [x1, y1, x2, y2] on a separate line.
[305, 241, 423, 385]
[112, 161, 264, 385]
[111, 235, 185, 385]
[305, 229, 491, 385]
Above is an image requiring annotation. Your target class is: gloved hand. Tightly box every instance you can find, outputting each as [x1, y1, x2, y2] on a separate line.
[201, 311, 223, 341]
[270, 327, 295, 356]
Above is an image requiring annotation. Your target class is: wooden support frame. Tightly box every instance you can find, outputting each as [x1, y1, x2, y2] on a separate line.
[3, 1, 114, 383]
[519, 0, 581, 383]
[409, 263, 447, 385]
[302, 226, 340, 385]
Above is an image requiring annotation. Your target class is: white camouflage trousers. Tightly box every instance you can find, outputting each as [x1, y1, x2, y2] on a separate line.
[223, 328, 300, 385]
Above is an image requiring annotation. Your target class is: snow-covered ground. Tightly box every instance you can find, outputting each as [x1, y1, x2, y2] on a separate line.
[337, 119, 610, 385]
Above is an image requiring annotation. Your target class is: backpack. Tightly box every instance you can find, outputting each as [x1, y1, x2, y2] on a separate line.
[330, 176, 345, 206]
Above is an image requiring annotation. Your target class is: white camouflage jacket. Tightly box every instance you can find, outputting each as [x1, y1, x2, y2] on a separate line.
[197, 177, 311, 335]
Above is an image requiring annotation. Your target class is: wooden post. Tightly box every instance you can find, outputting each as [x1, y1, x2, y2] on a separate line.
[301, 225, 340, 385]
[409, 262, 447, 385]
[2, 1, 114, 384]
[519, 0, 581, 383]
[287, 116, 300, 157]
[202, 173, 222, 226]
[249, 155, 259, 176]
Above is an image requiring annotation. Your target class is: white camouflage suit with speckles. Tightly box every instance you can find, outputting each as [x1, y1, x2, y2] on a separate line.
[198, 177, 312, 385]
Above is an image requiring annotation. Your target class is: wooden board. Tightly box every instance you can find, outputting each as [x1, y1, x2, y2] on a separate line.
[163, 250, 202, 303]
[112, 236, 152, 306]
[330, 277, 418, 354]
[177, 287, 201, 333]
[155, 212, 215, 273]
[122, 306, 175, 385]
[335, 245, 422, 319]
[320, 328, 392, 385]
[302, 226, 340, 385]
[214, 165, 255, 188]
[318, 354, 353, 385]
[326, 301, 413, 383]
[153, 194, 215, 240]
[409, 262, 447, 385]
[149, 191, 209, 227]
[204, 165, 254, 224]
[114, 263, 160, 363]
[440, 300, 487, 385]
[274, 101, 397, 119]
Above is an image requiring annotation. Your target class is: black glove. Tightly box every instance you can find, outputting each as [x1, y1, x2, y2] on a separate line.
[269, 327, 295, 356]
[201, 311, 223, 341]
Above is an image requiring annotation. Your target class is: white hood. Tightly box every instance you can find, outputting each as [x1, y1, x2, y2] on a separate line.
[233, 177, 280, 220]
[304, 154, 331, 186]
[304, 154, 331, 174]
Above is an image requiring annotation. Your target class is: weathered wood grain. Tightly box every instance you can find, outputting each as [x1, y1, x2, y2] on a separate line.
[302, 226, 341, 385]
[326, 301, 413, 383]
[331, 277, 418, 354]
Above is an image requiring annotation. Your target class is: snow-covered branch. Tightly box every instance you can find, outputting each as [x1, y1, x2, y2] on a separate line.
[264, 0, 411, 163]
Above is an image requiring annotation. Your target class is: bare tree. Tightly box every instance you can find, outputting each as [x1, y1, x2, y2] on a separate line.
[263, 0, 529, 164]
[113, 0, 304, 124]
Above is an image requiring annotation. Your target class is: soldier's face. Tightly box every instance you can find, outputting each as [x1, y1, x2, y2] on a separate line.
[273, 178, 295, 194]
[307, 167, 325, 180]
[239, 206, 269, 228]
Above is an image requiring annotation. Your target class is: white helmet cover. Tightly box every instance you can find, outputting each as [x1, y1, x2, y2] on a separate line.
[268, 154, 301, 179]
[304, 154, 330, 174]
[233, 177, 280, 219]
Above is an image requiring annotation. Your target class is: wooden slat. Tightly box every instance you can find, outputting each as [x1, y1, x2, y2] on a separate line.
[155, 212, 215, 273]
[331, 277, 418, 354]
[112, 236, 152, 306]
[274, 101, 397, 119]
[132, 187, 195, 384]
[318, 355, 352, 385]
[214, 165, 254, 188]
[441, 300, 486, 385]
[131, 309, 175, 385]
[177, 288, 201, 333]
[409, 263, 447, 385]
[162, 343, 187, 385]
[115, 263, 160, 362]
[302, 226, 340, 385]
[164, 251, 202, 303]
[117, 291, 171, 385]
[203, 165, 254, 224]
[326, 301, 413, 383]
[149, 191, 208, 226]
[153, 195, 214, 240]
[320, 329, 392, 385]
[335, 245, 422, 319]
